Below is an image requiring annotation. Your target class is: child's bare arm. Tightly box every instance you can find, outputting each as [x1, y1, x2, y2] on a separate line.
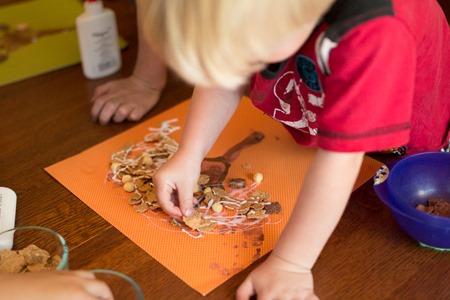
[238, 149, 365, 299]
[154, 85, 244, 217]
[274, 149, 364, 267]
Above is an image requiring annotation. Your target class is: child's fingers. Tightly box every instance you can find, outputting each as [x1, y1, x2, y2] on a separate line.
[236, 277, 255, 300]
[97, 101, 121, 125]
[154, 179, 183, 217]
[112, 104, 134, 123]
[177, 183, 196, 216]
[127, 106, 147, 122]
[71, 270, 96, 279]
[159, 195, 183, 217]
[84, 279, 114, 300]
[90, 97, 108, 122]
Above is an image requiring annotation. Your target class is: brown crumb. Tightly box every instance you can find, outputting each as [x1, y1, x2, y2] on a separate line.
[265, 202, 282, 214]
[0, 245, 61, 273]
[228, 178, 247, 189]
[416, 198, 450, 218]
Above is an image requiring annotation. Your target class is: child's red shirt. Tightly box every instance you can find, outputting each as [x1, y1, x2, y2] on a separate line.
[250, 0, 450, 154]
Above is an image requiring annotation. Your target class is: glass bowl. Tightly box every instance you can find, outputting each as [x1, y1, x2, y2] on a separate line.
[0, 226, 69, 272]
[92, 269, 144, 300]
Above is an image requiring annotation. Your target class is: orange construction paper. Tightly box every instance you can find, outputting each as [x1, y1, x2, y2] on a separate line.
[45, 96, 382, 296]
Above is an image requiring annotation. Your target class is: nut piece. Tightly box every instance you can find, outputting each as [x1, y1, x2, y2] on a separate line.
[110, 162, 120, 171]
[142, 156, 154, 166]
[121, 174, 132, 183]
[253, 172, 263, 183]
[123, 182, 135, 192]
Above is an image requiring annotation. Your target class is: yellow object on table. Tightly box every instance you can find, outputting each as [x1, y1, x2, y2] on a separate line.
[0, 0, 127, 87]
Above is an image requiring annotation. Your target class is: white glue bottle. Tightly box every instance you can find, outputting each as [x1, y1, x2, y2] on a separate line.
[0, 187, 17, 250]
[76, 0, 122, 79]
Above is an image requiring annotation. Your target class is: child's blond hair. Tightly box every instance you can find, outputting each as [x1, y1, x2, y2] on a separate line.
[142, 0, 333, 89]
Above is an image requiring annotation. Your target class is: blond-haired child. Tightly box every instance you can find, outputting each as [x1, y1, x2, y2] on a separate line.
[145, 0, 449, 298]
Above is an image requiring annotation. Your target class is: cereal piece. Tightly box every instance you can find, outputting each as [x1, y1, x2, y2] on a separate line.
[203, 186, 212, 194]
[253, 172, 263, 183]
[134, 178, 145, 189]
[237, 203, 251, 215]
[251, 203, 265, 211]
[228, 178, 246, 189]
[134, 202, 150, 213]
[144, 190, 157, 204]
[416, 204, 430, 213]
[197, 174, 210, 185]
[212, 202, 223, 213]
[50, 255, 61, 268]
[0, 250, 26, 273]
[247, 209, 266, 219]
[138, 183, 151, 192]
[212, 187, 227, 197]
[148, 202, 161, 210]
[134, 170, 149, 177]
[198, 219, 217, 232]
[19, 245, 50, 266]
[123, 182, 135, 192]
[144, 133, 163, 142]
[183, 211, 203, 230]
[129, 194, 142, 205]
[251, 190, 271, 201]
[25, 263, 47, 272]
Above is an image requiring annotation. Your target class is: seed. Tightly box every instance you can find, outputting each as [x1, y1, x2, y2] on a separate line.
[123, 182, 135, 192]
[253, 172, 263, 183]
[212, 202, 223, 213]
[142, 156, 153, 166]
[121, 174, 132, 183]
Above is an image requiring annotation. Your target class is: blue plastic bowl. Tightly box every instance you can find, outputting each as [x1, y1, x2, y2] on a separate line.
[373, 152, 450, 250]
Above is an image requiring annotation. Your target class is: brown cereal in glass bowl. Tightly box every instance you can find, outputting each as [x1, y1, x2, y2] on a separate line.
[0, 244, 61, 273]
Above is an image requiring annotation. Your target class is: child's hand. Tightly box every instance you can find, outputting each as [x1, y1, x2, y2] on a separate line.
[154, 152, 202, 218]
[91, 75, 163, 125]
[0, 270, 113, 300]
[236, 254, 319, 300]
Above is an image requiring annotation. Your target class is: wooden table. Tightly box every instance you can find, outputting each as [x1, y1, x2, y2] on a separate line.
[1, 1, 449, 299]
